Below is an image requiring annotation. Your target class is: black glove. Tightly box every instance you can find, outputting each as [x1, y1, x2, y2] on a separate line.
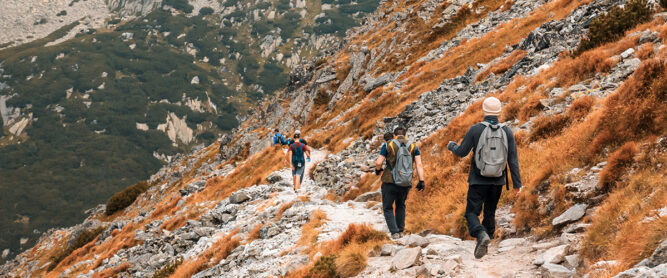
[416, 181, 425, 191]
[375, 168, 383, 176]
[447, 141, 457, 151]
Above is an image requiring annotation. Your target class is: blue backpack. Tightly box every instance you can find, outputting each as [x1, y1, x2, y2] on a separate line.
[292, 143, 305, 167]
[273, 133, 286, 145]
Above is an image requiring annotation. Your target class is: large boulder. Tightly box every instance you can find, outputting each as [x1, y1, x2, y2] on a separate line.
[391, 247, 421, 270]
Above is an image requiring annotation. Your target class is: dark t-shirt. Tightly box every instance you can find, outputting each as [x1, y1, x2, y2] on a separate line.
[380, 136, 421, 184]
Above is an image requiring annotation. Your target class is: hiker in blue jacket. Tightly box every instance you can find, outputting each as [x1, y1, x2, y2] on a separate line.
[272, 129, 286, 146]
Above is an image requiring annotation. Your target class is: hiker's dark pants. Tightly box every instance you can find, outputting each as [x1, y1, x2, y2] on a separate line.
[465, 184, 503, 239]
[381, 183, 411, 234]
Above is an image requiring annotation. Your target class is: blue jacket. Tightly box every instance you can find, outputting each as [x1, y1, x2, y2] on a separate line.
[272, 133, 286, 146]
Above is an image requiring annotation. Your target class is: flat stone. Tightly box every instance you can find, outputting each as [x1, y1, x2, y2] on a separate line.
[552, 204, 588, 226]
[499, 238, 526, 249]
[354, 191, 381, 202]
[229, 192, 250, 204]
[541, 263, 573, 278]
[405, 234, 430, 248]
[391, 247, 421, 270]
[532, 241, 561, 251]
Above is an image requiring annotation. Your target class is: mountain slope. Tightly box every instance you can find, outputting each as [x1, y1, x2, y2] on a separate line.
[1, 0, 665, 277]
[0, 0, 380, 259]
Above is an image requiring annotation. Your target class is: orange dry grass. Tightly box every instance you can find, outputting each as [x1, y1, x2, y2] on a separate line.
[160, 215, 188, 232]
[597, 142, 639, 192]
[44, 223, 138, 278]
[298, 210, 328, 253]
[335, 243, 368, 278]
[323, 223, 388, 255]
[343, 173, 381, 201]
[91, 262, 130, 278]
[190, 146, 285, 204]
[589, 58, 667, 157]
[149, 195, 183, 219]
[246, 224, 263, 242]
[171, 231, 240, 278]
[581, 154, 666, 274]
[275, 201, 296, 221]
[476, 50, 527, 82]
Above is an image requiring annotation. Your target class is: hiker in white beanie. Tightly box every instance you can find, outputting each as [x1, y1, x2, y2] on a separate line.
[446, 97, 523, 259]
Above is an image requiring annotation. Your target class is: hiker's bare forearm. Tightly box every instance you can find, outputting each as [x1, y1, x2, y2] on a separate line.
[375, 156, 385, 170]
[415, 156, 425, 181]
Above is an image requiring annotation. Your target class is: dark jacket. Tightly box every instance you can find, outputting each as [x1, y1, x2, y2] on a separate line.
[450, 116, 522, 188]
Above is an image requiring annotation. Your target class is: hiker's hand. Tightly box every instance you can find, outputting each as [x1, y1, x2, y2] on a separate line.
[514, 187, 522, 197]
[416, 181, 425, 191]
[448, 141, 457, 151]
[374, 168, 382, 176]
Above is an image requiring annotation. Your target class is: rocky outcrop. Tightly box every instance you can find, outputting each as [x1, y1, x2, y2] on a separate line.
[107, 0, 162, 17]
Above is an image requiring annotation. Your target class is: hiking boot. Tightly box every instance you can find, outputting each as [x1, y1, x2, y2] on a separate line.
[474, 231, 491, 259]
[391, 233, 401, 240]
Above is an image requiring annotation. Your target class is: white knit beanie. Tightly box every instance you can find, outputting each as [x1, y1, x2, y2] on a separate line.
[482, 97, 502, 116]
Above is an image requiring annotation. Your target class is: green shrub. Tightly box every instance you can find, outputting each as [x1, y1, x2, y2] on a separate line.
[105, 181, 150, 215]
[199, 7, 214, 16]
[151, 257, 183, 278]
[163, 0, 194, 13]
[49, 227, 105, 270]
[310, 254, 338, 278]
[57, 10, 67, 16]
[575, 0, 653, 55]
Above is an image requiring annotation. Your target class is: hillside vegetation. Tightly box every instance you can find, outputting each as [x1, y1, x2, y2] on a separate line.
[0, 0, 379, 259]
[1, 0, 665, 278]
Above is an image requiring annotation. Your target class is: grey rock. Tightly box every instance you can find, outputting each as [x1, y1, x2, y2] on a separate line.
[552, 204, 588, 226]
[265, 173, 283, 184]
[644, 240, 667, 267]
[538, 245, 569, 265]
[381, 244, 397, 256]
[354, 191, 381, 202]
[391, 247, 421, 270]
[614, 263, 667, 278]
[229, 192, 250, 204]
[260, 224, 281, 239]
[363, 73, 393, 92]
[541, 263, 573, 278]
[564, 254, 581, 269]
[405, 234, 430, 248]
[620, 48, 635, 59]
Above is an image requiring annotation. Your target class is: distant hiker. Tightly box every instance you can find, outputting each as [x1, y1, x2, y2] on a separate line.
[375, 126, 425, 240]
[272, 129, 287, 146]
[286, 130, 311, 192]
[447, 97, 522, 259]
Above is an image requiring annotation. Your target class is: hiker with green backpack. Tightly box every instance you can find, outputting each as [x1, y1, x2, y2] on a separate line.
[447, 97, 523, 259]
[285, 130, 311, 193]
[375, 126, 425, 240]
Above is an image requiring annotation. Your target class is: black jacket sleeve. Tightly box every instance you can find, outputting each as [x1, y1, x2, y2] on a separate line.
[451, 126, 476, 157]
[504, 126, 522, 188]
